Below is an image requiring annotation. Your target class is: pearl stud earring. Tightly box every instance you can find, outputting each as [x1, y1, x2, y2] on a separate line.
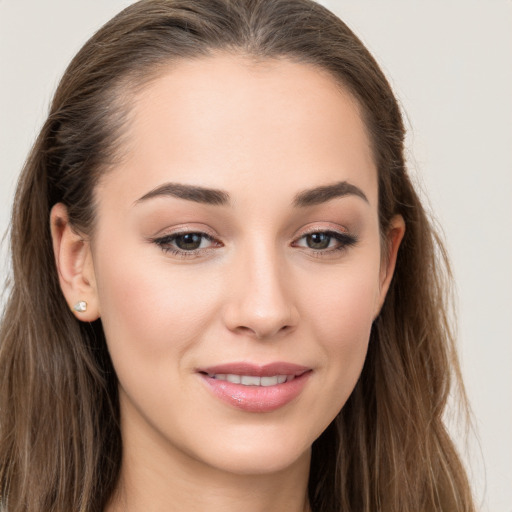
[73, 301, 88, 313]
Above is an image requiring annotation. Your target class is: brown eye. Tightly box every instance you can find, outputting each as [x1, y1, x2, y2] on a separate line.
[174, 233, 205, 251]
[153, 231, 219, 256]
[305, 232, 332, 250]
[293, 229, 358, 254]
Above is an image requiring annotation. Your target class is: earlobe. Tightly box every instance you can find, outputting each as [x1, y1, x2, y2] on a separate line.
[375, 214, 406, 317]
[50, 203, 100, 321]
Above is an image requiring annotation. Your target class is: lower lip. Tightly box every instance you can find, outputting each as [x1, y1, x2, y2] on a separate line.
[200, 372, 311, 413]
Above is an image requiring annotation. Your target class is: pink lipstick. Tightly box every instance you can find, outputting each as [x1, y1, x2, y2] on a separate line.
[197, 362, 312, 413]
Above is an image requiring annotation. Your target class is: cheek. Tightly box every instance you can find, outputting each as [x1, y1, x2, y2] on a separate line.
[93, 245, 222, 369]
[312, 277, 375, 371]
[303, 252, 381, 347]
[299, 254, 381, 415]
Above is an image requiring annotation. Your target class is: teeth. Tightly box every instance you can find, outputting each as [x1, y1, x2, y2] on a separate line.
[209, 373, 293, 386]
[261, 376, 278, 387]
[241, 375, 260, 386]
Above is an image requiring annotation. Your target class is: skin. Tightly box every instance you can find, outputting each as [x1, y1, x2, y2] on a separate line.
[51, 54, 404, 512]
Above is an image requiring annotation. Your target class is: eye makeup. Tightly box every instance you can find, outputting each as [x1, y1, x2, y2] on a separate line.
[150, 225, 358, 261]
[152, 231, 221, 258]
[292, 228, 358, 254]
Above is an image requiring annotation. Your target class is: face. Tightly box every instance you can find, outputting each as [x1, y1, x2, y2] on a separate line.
[70, 55, 402, 476]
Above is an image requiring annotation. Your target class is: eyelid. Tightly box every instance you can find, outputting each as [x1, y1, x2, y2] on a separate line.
[151, 223, 218, 239]
[291, 223, 358, 254]
[149, 222, 357, 259]
[149, 225, 223, 258]
[292, 222, 351, 239]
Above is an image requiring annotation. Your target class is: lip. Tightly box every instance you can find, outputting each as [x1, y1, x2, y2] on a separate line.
[197, 362, 312, 413]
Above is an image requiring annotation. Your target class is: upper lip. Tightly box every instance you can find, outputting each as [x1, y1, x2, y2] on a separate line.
[198, 362, 311, 377]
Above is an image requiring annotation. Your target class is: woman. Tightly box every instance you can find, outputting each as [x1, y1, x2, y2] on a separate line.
[0, 0, 475, 510]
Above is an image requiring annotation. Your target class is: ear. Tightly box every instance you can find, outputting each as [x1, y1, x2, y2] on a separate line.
[50, 203, 100, 321]
[375, 214, 405, 317]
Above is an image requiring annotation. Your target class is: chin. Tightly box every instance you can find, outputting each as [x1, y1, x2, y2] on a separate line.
[184, 423, 315, 476]
[205, 444, 311, 477]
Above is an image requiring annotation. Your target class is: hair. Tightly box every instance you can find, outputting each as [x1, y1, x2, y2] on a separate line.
[0, 0, 475, 510]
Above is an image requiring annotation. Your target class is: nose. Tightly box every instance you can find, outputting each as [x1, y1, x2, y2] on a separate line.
[222, 243, 299, 340]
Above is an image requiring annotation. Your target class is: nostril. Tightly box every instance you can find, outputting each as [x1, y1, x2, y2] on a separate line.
[232, 322, 295, 340]
[221, 293, 300, 340]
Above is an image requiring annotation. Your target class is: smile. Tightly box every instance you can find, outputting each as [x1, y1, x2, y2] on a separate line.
[198, 362, 312, 413]
[207, 374, 294, 386]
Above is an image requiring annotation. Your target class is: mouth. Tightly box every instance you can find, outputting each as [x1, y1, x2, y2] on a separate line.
[197, 362, 312, 413]
[205, 374, 295, 386]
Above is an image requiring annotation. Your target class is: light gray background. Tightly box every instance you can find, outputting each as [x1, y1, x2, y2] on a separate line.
[1, 1, 511, 511]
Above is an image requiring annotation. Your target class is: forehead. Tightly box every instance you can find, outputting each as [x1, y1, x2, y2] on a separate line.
[100, 53, 377, 206]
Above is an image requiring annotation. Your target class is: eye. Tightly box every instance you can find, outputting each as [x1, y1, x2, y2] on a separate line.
[172, 233, 209, 251]
[303, 232, 334, 250]
[293, 230, 357, 253]
[152, 231, 220, 256]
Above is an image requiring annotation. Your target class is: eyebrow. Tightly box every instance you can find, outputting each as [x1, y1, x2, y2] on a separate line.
[135, 179, 368, 208]
[135, 182, 230, 206]
[292, 181, 369, 207]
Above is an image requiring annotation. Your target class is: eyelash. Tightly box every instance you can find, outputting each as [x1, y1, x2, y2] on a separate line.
[291, 229, 358, 256]
[152, 231, 220, 258]
[152, 229, 358, 259]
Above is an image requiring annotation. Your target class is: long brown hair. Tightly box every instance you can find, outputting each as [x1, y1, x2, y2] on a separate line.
[0, 0, 474, 510]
